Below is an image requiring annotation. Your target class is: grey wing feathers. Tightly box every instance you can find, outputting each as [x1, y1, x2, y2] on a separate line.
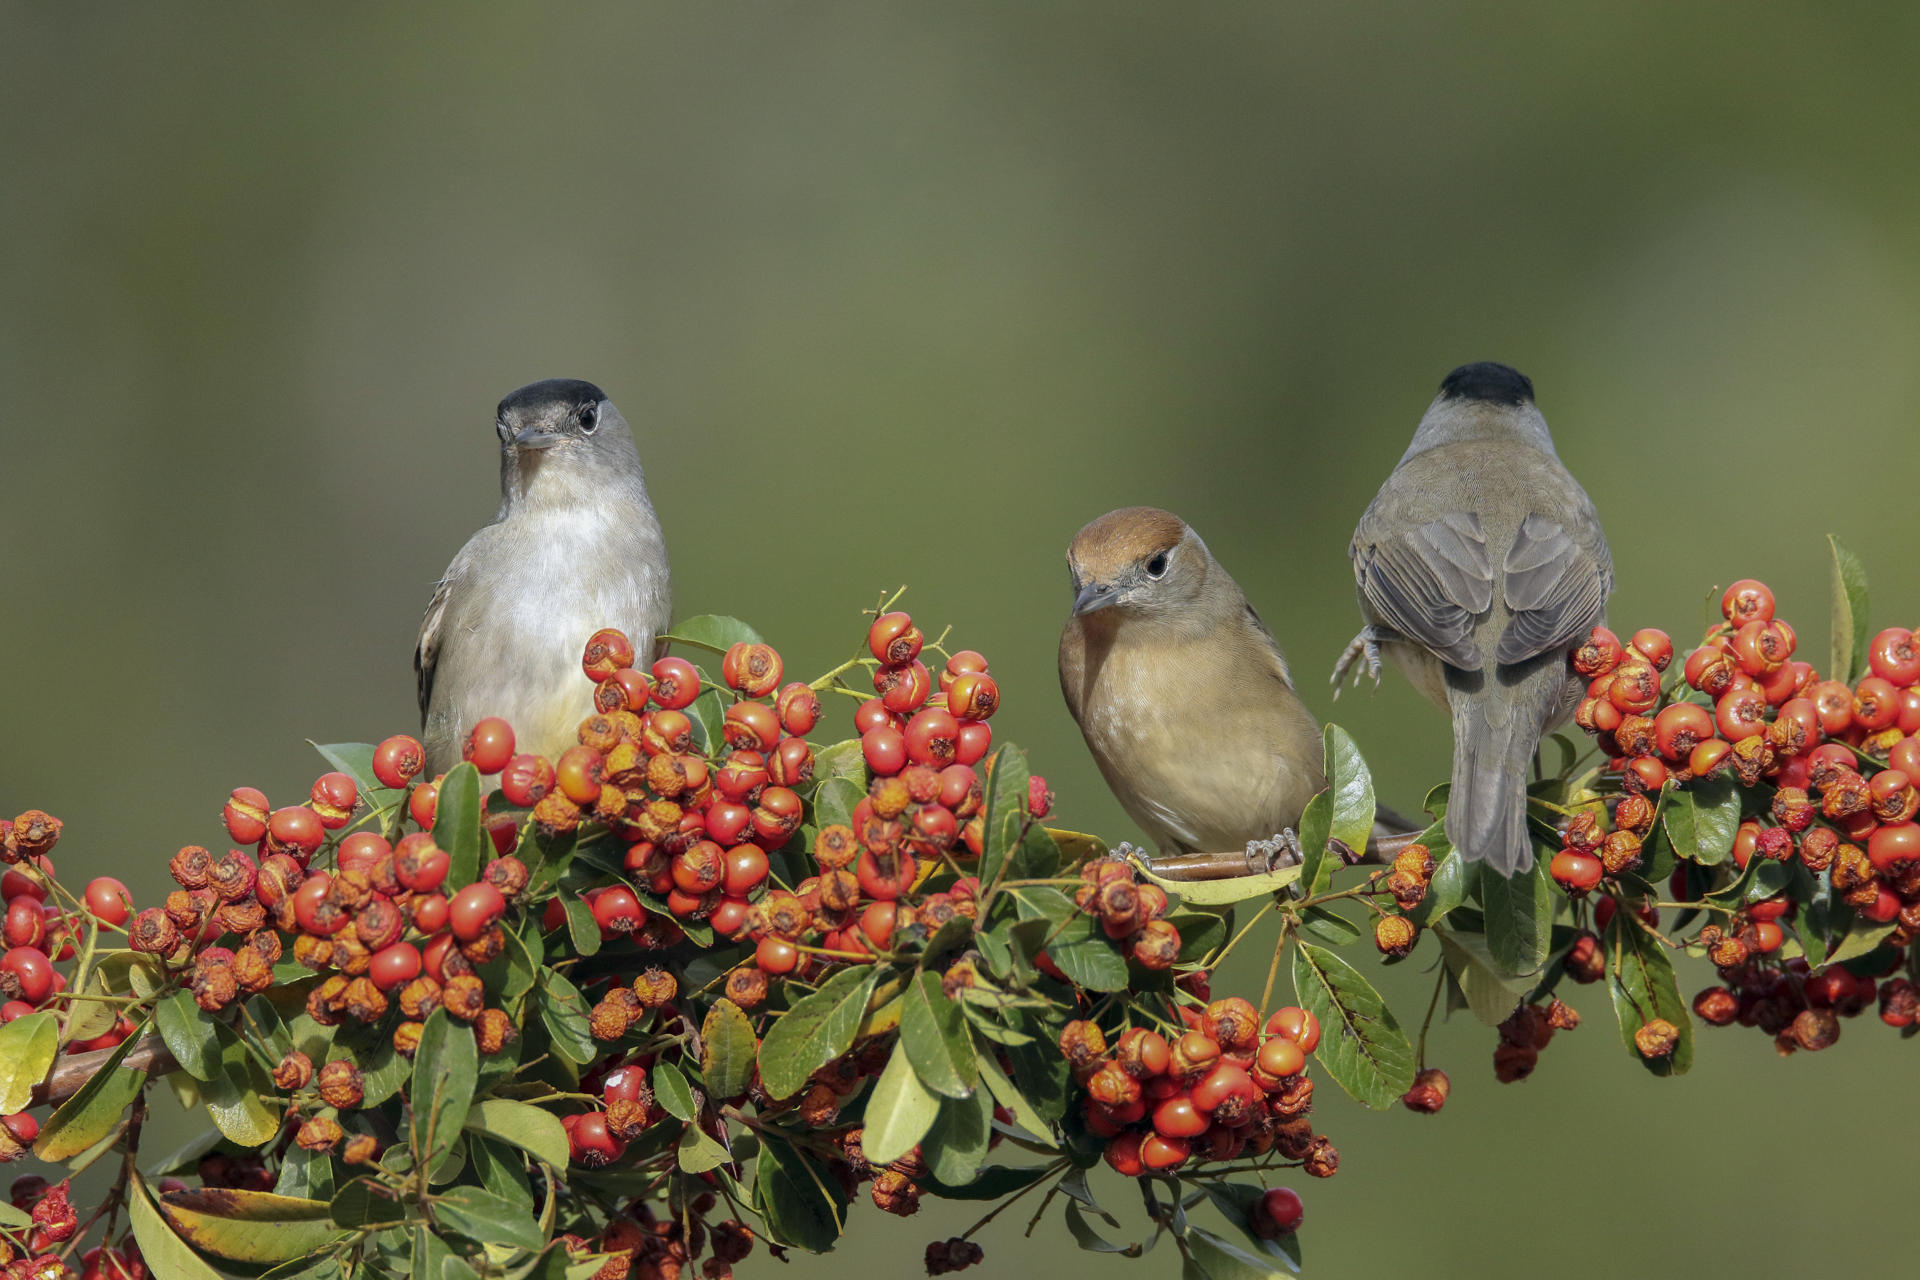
[1353, 512, 1492, 671]
[414, 574, 454, 719]
[1495, 513, 1611, 666]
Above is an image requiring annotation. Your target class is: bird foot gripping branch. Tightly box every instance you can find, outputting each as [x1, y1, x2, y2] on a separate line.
[3, 544, 1919, 1279]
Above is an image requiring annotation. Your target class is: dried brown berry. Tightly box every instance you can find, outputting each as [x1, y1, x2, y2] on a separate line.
[1633, 1018, 1680, 1059]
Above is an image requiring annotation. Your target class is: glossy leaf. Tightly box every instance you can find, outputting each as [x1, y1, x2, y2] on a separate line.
[677, 1124, 732, 1173]
[200, 1026, 281, 1147]
[35, 1029, 145, 1161]
[433, 762, 485, 890]
[661, 614, 765, 652]
[755, 964, 880, 1099]
[1186, 1224, 1293, 1278]
[811, 738, 867, 784]
[923, 1086, 993, 1186]
[1135, 859, 1302, 907]
[701, 998, 758, 1099]
[1297, 904, 1362, 946]
[274, 1142, 334, 1201]
[1480, 855, 1553, 977]
[1198, 1181, 1303, 1272]
[811, 776, 863, 831]
[653, 1061, 700, 1123]
[130, 1175, 228, 1280]
[157, 1188, 342, 1263]
[465, 1099, 569, 1171]
[1605, 912, 1693, 1076]
[537, 968, 597, 1065]
[1665, 779, 1740, 866]
[1039, 914, 1131, 991]
[1293, 790, 1334, 900]
[561, 895, 601, 958]
[1436, 930, 1528, 1026]
[411, 1010, 479, 1166]
[755, 1133, 848, 1254]
[1828, 533, 1870, 685]
[329, 1176, 410, 1229]
[1323, 724, 1377, 859]
[979, 743, 1031, 887]
[0, 1011, 58, 1113]
[313, 741, 402, 806]
[902, 971, 977, 1098]
[433, 1185, 547, 1253]
[976, 1041, 1049, 1137]
[1290, 942, 1415, 1109]
[862, 1042, 941, 1164]
[1065, 1200, 1138, 1255]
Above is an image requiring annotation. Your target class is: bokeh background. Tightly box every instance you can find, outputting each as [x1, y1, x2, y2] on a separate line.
[6, 4, 1920, 1277]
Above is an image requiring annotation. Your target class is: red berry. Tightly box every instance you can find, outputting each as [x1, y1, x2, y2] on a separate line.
[902, 708, 960, 768]
[853, 698, 895, 736]
[1026, 776, 1053, 820]
[1869, 627, 1920, 687]
[855, 850, 918, 901]
[1151, 1093, 1208, 1138]
[1264, 1007, 1321, 1054]
[499, 753, 556, 807]
[775, 683, 821, 737]
[412, 893, 449, 933]
[723, 845, 769, 897]
[372, 735, 425, 789]
[592, 886, 646, 934]
[368, 943, 423, 992]
[3, 900, 44, 950]
[555, 748, 604, 807]
[751, 788, 803, 846]
[408, 780, 440, 828]
[1868, 822, 1920, 871]
[1721, 579, 1775, 625]
[1550, 850, 1604, 893]
[1139, 1132, 1190, 1171]
[602, 1065, 648, 1104]
[859, 901, 897, 950]
[722, 701, 781, 753]
[462, 718, 516, 775]
[649, 657, 701, 710]
[223, 787, 270, 844]
[448, 882, 507, 942]
[292, 874, 343, 936]
[709, 897, 752, 937]
[568, 1112, 626, 1167]
[867, 612, 924, 665]
[82, 878, 132, 928]
[705, 802, 753, 846]
[756, 936, 800, 975]
[1256, 1036, 1306, 1078]
[954, 722, 992, 766]
[1854, 676, 1901, 732]
[1629, 628, 1673, 671]
[1190, 1062, 1255, 1114]
[266, 807, 325, 861]
[394, 833, 449, 892]
[0, 947, 54, 1005]
[309, 772, 359, 828]
[721, 642, 784, 697]
[877, 660, 932, 715]
[1103, 1131, 1145, 1176]
[1257, 1187, 1305, 1237]
[862, 727, 907, 776]
[337, 832, 391, 876]
[582, 628, 636, 682]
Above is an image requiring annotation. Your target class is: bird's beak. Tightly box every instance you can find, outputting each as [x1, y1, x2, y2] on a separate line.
[1072, 581, 1118, 617]
[511, 427, 569, 451]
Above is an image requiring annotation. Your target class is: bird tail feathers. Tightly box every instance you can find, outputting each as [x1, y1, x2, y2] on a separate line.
[1444, 689, 1542, 877]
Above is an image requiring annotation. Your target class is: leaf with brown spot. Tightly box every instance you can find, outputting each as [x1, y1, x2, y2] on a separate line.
[158, 1187, 344, 1264]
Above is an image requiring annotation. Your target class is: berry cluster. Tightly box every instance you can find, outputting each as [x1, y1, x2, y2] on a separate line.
[1567, 577, 1920, 1056]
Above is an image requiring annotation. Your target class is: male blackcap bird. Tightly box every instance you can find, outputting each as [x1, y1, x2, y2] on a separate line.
[1059, 508, 1327, 872]
[415, 379, 672, 774]
[1334, 362, 1611, 876]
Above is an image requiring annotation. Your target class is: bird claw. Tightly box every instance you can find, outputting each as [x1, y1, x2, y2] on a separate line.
[1244, 830, 1303, 874]
[1113, 842, 1153, 874]
[1329, 626, 1387, 699]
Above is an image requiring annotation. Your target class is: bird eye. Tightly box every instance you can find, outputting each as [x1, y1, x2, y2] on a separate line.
[578, 402, 600, 433]
[1146, 552, 1169, 579]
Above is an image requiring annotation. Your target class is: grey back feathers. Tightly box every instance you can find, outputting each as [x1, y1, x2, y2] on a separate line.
[415, 380, 673, 774]
[1349, 363, 1611, 876]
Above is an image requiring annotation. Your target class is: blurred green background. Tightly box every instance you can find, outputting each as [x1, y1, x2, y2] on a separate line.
[6, 4, 1920, 1277]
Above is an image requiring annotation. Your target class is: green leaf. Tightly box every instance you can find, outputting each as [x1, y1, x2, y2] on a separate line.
[701, 999, 758, 1099]
[153, 992, 219, 1082]
[979, 743, 1031, 888]
[810, 776, 863, 832]
[330, 1176, 411, 1229]
[922, 1086, 993, 1186]
[677, 1123, 732, 1173]
[200, 1026, 281, 1147]
[755, 1133, 848, 1254]
[811, 738, 867, 785]
[274, 1142, 335, 1201]
[1665, 779, 1740, 866]
[411, 1010, 479, 1167]
[1705, 856, 1792, 909]
[1290, 942, 1415, 1109]
[155, 1188, 342, 1264]
[653, 1061, 700, 1123]
[561, 895, 601, 958]
[1323, 724, 1376, 859]
[1041, 916, 1132, 992]
[1293, 790, 1334, 900]
[1436, 930, 1529, 1027]
[901, 972, 977, 1098]
[863, 1042, 941, 1164]
[1186, 1224, 1294, 1278]
[130, 1175, 230, 1280]
[1297, 904, 1362, 946]
[433, 762, 486, 890]
[0, 1011, 59, 1113]
[1828, 533, 1870, 685]
[1135, 859, 1302, 907]
[1480, 855, 1553, 977]
[921, 1164, 1054, 1201]
[536, 968, 597, 1066]
[0, 1202, 26, 1230]
[1408, 830, 1467, 927]
[1197, 1181, 1302, 1272]
[1168, 911, 1229, 964]
[755, 964, 880, 1098]
[661, 614, 765, 652]
[35, 1028, 145, 1161]
[464, 1099, 569, 1171]
[975, 1041, 1049, 1137]
[433, 1185, 547, 1253]
[1065, 1200, 1138, 1255]
[1006, 1035, 1070, 1122]
[1604, 913, 1693, 1077]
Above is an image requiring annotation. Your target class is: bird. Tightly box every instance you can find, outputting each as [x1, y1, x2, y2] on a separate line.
[1333, 361, 1612, 876]
[415, 378, 672, 775]
[1058, 507, 1328, 873]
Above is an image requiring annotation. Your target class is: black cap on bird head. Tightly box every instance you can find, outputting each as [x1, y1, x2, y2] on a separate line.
[1438, 362, 1534, 407]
